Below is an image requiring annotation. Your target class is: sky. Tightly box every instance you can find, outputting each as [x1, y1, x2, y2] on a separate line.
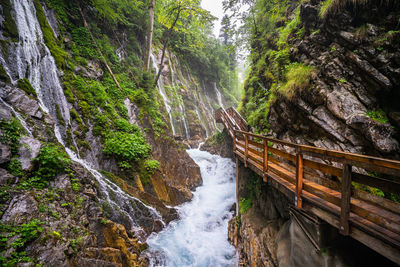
[201, 0, 224, 37]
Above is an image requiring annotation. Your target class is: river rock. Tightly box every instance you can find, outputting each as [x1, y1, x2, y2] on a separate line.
[18, 137, 42, 170]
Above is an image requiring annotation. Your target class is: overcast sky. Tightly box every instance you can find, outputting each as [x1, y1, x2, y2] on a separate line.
[201, 0, 224, 37]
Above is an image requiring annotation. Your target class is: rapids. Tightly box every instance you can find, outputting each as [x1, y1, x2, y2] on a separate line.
[146, 147, 238, 267]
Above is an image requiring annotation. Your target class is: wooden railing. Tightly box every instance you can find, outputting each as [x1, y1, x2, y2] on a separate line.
[216, 107, 400, 263]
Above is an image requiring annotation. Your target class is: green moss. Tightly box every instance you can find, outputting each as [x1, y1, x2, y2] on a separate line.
[17, 79, 37, 98]
[33, 0, 67, 68]
[279, 63, 316, 99]
[1, 0, 19, 41]
[0, 65, 11, 83]
[55, 104, 65, 126]
[366, 109, 389, 124]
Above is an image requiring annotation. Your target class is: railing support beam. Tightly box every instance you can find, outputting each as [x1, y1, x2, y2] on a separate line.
[340, 164, 352, 235]
[296, 151, 303, 209]
[244, 134, 249, 168]
[263, 139, 268, 182]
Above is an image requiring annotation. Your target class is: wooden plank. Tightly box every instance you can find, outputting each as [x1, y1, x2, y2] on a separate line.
[296, 152, 304, 209]
[248, 139, 264, 149]
[340, 164, 352, 235]
[352, 172, 400, 195]
[248, 146, 263, 157]
[303, 158, 342, 177]
[269, 147, 296, 163]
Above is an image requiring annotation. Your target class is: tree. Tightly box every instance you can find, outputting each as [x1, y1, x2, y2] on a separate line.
[154, 0, 214, 86]
[144, 0, 155, 70]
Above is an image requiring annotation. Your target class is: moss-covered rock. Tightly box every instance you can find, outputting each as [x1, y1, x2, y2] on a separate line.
[0, 64, 11, 83]
[17, 78, 37, 98]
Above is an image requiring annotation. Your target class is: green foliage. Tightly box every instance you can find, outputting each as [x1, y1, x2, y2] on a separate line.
[17, 79, 37, 98]
[144, 159, 160, 174]
[279, 63, 316, 99]
[29, 144, 71, 188]
[33, 0, 67, 68]
[103, 131, 151, 164]
[278, 8, 301, 49]
[1, 0, 19, 41]
[209, 130, 227, 145]
[0, 219, 43, 266]
[0, 118, 23, 153]
[366, 109, 389, 124]
[239, 197, 252, 214]
[8, 158, 23, 177]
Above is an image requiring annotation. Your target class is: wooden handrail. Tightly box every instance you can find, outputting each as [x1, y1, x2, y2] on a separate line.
[216, 107, 400, 262]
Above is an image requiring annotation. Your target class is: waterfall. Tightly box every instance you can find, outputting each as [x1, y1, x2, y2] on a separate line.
[168, 56, 190, 139]
[146, 148, 238, 266]
[150, 52, 176, 136]
[214, 82, 225, 110]
[0, 0, 163, 238]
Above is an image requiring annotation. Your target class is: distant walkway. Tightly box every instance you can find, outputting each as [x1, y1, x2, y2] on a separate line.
[216, 107, 400, 264]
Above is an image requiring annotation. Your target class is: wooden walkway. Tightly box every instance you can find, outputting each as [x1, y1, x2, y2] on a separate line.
[216, 107, 400, 264]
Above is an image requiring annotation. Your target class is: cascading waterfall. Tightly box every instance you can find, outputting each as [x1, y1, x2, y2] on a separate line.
[0, 0, 163, 238]
[214, 82, 225, 110]
[146, 147, 238, 266]
[150, 52, 176, 136]
[168, 56, 190, 139]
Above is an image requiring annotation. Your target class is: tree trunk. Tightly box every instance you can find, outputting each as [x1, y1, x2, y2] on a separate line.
[144, 0, 155, 70]
[154, 8, 182, 86]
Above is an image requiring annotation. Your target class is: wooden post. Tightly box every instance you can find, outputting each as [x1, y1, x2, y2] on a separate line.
[244, 134, 249, 167]
[263, 139, 269, 182]
[236, 157, 240, 216]
[340, 164, 352, 235]
[233, 132, 237, 152]
[295, 151, 304, 209]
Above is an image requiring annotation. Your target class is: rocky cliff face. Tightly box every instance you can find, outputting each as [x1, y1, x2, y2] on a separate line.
[242, 0, 400, 158]
[232, 0, 400, 265]
[0, 0, 231, 265]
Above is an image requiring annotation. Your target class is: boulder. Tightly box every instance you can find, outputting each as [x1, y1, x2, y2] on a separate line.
[18, 137, 42, 171]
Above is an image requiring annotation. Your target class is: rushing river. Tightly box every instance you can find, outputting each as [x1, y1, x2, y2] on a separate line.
[146, 148, 238, 267]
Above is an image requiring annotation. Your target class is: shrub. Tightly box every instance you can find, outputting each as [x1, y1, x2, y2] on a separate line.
[103, 131, 151, 162]
[279, 63, 316, 99]
[144, 159, 160, 174]
[32, 144, 71, 183]
[239, 197, 253, 214]
[0, 118, 22, 153]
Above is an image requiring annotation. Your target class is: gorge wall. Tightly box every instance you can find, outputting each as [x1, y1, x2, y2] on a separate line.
[225, 0, 400, 266]
[0, 0, 233, 265]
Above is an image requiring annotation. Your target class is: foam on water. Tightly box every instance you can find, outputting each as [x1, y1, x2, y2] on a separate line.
[146, 148, 238, 267]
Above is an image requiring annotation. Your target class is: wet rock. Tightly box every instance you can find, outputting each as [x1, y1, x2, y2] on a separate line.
[18, 137, 42, 170]
[0, 168, 14, 185]
[1, 194, 38, 224]
[0, 103, 13, 120]
[0, 143, 11, 164]
[0, 85, 42, 119]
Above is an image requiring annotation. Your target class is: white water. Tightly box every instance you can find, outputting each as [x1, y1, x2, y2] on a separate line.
[214, 83, 225, 110]
[0, 0, 163, 238]
[168, 57, 190, 139]
[150, 52, 176, 136]
[146, 148, 238, 267]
